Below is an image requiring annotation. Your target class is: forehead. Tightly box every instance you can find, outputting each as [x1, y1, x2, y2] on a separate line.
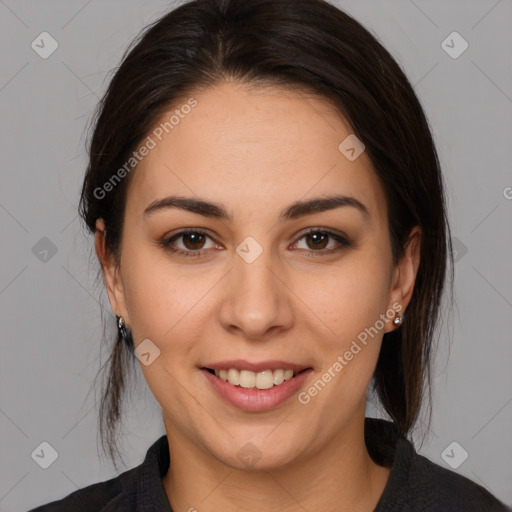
[126, 82, 387, 225]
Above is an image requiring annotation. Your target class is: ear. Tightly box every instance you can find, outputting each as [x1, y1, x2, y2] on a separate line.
[385, 226, 421, 332]
[95, 218, 130, 326]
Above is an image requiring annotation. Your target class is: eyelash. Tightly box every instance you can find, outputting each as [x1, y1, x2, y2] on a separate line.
[159, 228, 355, 258]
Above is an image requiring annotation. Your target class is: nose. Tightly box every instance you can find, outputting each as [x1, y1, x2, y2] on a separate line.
[218, 244, 294, 340]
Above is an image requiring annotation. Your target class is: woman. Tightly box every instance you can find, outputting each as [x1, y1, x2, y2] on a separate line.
[30, 0, 510, 510]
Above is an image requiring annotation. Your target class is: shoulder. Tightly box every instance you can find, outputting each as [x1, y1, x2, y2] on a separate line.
[365, 418, 510, 512]
[27, 435, 171, 512]
[27, 467, 135, 512]
[400, 442, 510, 511]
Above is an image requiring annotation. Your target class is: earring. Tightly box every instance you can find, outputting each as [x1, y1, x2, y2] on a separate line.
[116, 315, 128, 340]
[393, 312, 403, 327]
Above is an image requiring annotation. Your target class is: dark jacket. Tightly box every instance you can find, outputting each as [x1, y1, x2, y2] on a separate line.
[28, 418, 510, 511]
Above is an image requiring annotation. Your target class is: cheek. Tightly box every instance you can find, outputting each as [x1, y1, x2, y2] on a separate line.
[301, 252, 391, 342]
[121, 243, 222, 354]
[121, 227, 391, 356]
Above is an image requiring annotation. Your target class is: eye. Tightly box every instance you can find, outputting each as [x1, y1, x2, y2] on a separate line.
[160, 227, 354, 258]
[160, 229, 217, 257]
[292, 228, 354, 257]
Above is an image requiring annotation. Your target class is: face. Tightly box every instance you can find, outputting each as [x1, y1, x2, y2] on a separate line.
[97, 81, 420, 471]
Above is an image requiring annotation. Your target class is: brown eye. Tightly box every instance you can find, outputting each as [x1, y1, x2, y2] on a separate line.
[181, 232, 207, 250]
[161, 229, 217, 257]
[304, 232, 329, 250]
[293, 228, 355, 257]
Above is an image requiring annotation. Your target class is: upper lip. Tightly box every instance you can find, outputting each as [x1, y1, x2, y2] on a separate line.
[201, 359, 311, 373]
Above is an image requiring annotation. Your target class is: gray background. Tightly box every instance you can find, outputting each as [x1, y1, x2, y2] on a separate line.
[1, 0, 511, 510]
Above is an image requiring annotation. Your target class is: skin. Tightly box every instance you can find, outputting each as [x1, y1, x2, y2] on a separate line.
[95, 81, 421, 511]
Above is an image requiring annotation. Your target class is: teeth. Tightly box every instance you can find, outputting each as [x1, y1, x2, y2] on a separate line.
[213, 368, 297, 389]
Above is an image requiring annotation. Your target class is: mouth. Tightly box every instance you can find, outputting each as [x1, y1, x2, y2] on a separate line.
[200, 364, 313, 411]
[201, 367, 311, 390]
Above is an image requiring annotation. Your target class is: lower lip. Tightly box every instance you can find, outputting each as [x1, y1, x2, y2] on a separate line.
[201, 368, 313, 412]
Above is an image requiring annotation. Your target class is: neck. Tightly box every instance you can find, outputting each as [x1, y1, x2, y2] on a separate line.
[162, 413, 390, 512]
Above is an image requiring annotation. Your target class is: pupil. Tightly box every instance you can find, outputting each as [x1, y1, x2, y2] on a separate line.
[309, 233, 327, 249]
[185, 233, 204, 249]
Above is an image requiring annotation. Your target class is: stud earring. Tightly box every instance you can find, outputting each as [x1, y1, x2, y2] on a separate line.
[393, 312, 403, 327]
[116, 315, 128, 340]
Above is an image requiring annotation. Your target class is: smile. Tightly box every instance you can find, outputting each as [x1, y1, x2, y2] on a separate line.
[208, 368, 299, 389]
[201, 366, 313, 411]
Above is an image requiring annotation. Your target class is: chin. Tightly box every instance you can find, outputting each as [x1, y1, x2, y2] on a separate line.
[210, 434, 305, 472]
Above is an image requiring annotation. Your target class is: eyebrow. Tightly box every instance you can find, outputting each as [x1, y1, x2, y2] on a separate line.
[143, 194, 370, 222]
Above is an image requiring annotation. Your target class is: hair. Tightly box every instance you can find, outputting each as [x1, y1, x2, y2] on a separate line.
[79, 0, 454, 469]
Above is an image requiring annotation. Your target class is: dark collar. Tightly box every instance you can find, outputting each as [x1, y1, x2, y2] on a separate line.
[120, 417, 405, 511]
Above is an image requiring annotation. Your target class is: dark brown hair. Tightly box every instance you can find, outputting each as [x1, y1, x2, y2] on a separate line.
[79, 0, 454, 469]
